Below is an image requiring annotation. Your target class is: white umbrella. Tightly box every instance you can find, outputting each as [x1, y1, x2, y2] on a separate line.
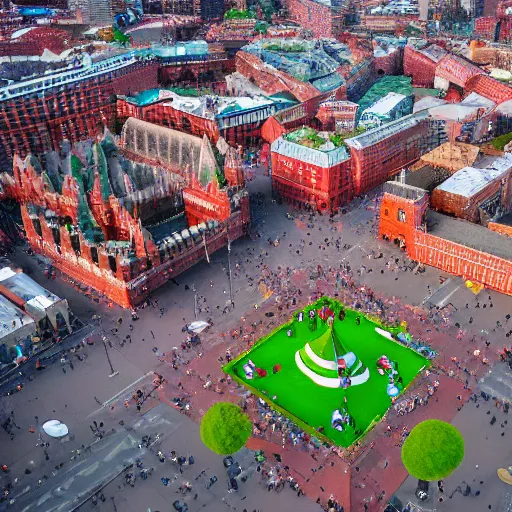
[187, 321, 210, 334]
[42, 420, 69, 438]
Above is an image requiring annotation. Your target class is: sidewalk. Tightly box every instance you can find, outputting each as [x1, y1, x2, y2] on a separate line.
[0, 324, 96, 393]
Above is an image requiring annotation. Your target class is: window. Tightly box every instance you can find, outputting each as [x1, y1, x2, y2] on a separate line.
[90, 246, 99, 265]
[108, 255, 117, 274]
[384, 208, 389, 216]
[32, 218, 42, 237]
[397, 209, 406, 222]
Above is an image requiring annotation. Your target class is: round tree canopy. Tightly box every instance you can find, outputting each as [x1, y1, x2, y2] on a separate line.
[401, 419, 464, 481]
[200, 402, 252, 455]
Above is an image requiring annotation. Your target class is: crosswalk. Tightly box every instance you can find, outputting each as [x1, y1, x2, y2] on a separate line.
[478, 362, 512, 403]
[420, 278, 463, 308]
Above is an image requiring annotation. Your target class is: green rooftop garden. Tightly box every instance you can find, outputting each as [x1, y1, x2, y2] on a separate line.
[284, 127, 346, 150]
[284, 126, 367, 150]
[224, 8, 255, 19]
[491, 131, 512, 151]
[262, 39, 315, 53]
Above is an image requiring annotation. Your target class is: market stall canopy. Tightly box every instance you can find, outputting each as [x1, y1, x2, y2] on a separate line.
[0, 294, 35, 347]
[0, 267, 70, 331]
[186, 321, 210, 333]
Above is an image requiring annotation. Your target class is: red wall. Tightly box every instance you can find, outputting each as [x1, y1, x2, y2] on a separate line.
[488, 221, 512, 237]
[379, 192, 512, 296]
[349, 119, 429, 196]
[271, 151, 353, 211]
[403, 46, 437, 88]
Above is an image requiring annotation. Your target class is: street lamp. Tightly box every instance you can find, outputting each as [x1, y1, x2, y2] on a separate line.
[102, 336, 119, 378]
[192, 284, 198, 319]
[227, 238, 234, 307]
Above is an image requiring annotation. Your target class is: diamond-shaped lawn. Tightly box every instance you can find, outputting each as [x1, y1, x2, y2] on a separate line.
[225, 298, 430, 447]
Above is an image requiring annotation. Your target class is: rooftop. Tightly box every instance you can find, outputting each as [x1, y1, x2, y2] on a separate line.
[417, 142, 480, 172]
[0, 266, 60, 305]
[356, 75, 413, 121]
[417, 44, 448, 63]
[435, 153, 512, 198]
[427, 210, 512, 261]
[362, 92, 408, 116]
[283, 127, 346, 151]
[428, 92, 496, 122]
[413, 96, 447, 113]
[123, 89, 287, 119]
[345, 111, 429, 150]
[383, 181, 427, 201]
[0, 293, 35, 345]
[241, 38, 355, 87]
[272, 128, 350, 168]
[405, 166, 451, 192]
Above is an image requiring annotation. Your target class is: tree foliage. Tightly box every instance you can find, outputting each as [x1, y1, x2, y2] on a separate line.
[200, 402, 252, 455]
[401, 420, 464, 481]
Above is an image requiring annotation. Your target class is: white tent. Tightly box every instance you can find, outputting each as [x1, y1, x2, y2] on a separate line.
[42, 420, 69, 438]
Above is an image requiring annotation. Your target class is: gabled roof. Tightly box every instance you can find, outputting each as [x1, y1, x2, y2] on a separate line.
[435, 54, 483, 88]
[435, 153, 512, 198]
[120, 118, 219, 185]
[345, 111, 429, 150]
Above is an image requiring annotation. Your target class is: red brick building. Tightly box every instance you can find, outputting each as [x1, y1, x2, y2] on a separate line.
[430, 155, 512, 223]
[0, 50, 159, 170]
[464, 74, 512, 104]
[315, 100, 359, 132]
[434, 54, 483, 90]
[379, 181, 512, 296]
[403, 43, 447, 88]
[474, 16, 499, 40]
[117, 88, 288, 146]
[271, 128, 353, 212]
[287, 0, 343, 39]
[1, 124, 249, 308]
[344, 111, 446, 196]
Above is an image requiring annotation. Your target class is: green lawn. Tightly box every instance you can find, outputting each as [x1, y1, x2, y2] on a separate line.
[224, 298, 429, 447]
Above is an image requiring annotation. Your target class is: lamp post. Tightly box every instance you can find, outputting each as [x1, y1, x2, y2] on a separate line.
[192, 284, 197, 319]
[102, 336, 119, 378]
[227, 238, 234, 307]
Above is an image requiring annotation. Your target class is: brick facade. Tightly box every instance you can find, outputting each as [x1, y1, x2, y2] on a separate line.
[379, 184, 512, 296]
[271, 152, 353, 212]
[488, 221, 512, 236]
[0, 59, 159, 170]
[403, 45, 438, 88]
[287, 0, 337, 39]
[2, 131, 249, 308]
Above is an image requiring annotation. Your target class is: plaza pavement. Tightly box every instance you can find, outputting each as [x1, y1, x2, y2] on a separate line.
[1, 167, 511, 511]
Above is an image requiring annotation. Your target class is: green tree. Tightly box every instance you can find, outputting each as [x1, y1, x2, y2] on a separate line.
[200, 403, 252, 455]
[402, 419, 464, 499]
